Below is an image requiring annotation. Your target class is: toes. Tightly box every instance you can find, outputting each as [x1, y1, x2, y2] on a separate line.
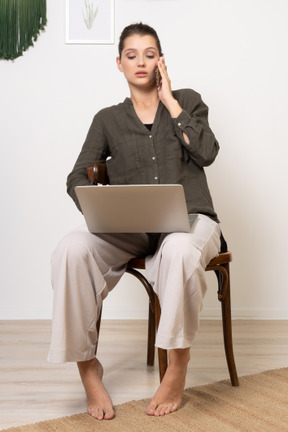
[88, 406, 114, 421]
[104, 410, 115, 420]
[155, 405, 166, 416]
[165, 403, 177, 414]
[88, 407, 104, 420]
[146, 403, 157, 416]
[147, 402, 178, 416]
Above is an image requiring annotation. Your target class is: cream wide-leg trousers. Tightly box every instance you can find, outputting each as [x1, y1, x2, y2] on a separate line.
[48, 214, 220, 363]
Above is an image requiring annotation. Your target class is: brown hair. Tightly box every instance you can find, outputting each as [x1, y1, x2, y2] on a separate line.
[118, 22, 163, 58]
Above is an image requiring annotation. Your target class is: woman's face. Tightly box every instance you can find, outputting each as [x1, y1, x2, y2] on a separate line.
[117, 34, 160, 88]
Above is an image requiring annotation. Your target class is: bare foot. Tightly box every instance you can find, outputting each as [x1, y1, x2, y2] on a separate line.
[77, 358, 114, 420]
[146, 348, 190, 416]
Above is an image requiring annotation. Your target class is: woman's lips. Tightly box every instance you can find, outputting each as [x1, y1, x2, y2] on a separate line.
[135, 71, 148, 77]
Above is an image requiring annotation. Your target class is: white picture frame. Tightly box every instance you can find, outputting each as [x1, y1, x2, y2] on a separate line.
[66, 0, 114, 44]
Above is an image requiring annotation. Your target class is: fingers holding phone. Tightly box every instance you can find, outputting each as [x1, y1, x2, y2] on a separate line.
[156, 56, 173, 102]
[155, 67, 161, 88]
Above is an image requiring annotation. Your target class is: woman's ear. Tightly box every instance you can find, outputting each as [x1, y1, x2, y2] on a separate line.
[116, 57, 123, 72]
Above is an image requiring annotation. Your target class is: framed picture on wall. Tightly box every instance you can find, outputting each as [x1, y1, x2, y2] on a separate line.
[66, 0, 114, 44]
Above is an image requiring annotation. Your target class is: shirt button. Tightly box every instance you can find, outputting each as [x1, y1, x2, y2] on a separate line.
[149, 135, 152, 138]
[152, 156, 156, 160]
[178, 122, 182, 126]
[154, 176, 158, 180]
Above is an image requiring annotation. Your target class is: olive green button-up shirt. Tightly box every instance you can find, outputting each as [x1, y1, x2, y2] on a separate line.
[67, 88, 220, 222]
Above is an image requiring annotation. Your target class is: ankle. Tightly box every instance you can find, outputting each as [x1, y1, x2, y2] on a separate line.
[168, 348, 190, 367]
[77, 358, 103, 378]
[77, 358, 94, 372]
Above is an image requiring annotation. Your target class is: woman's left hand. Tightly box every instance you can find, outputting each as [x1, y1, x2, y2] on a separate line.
[157, 57, 182, 118]
[157, 57, 173, 102]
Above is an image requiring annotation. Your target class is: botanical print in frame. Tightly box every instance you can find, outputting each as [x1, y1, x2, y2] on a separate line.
[66, 0, 114, 44]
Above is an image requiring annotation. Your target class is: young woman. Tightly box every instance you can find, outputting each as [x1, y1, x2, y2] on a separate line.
[48, 23, 221, 420]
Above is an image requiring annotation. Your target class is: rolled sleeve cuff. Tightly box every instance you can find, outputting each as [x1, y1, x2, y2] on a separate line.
[172, 109, 199, 146]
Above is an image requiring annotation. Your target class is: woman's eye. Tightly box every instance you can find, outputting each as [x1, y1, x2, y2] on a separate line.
[147, 55, 155, 59]
[127, 55, 136, 59]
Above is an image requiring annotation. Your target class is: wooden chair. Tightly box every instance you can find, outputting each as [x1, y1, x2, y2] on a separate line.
[87, 162, 239, 387]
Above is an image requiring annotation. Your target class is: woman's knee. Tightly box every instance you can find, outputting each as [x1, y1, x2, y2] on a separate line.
[52, 231, 95, 267]
[161, 234, 200, 263]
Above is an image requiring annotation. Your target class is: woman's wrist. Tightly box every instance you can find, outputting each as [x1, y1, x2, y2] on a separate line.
[164, 97, 183, 118]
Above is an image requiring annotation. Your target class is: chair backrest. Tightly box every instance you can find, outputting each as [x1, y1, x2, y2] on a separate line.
[87, 161, 110, 185]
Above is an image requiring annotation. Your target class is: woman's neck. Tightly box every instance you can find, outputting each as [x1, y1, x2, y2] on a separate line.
[129, 86, 159, 109]
[129, 87, 159, 124]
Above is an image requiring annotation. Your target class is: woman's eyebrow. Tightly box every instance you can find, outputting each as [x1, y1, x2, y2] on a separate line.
[123, 47, 157, 54]
[123, 48, 136, 53]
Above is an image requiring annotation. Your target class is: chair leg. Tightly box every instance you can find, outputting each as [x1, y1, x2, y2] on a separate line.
[125, 267, 157, 367]
[218, 264, 239, 386]
[147, 301, 155, 366]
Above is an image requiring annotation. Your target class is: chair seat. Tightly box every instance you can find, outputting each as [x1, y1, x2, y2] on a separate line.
[207, 251, 232, 266]
[127, 257, 146, 269]
[128, 251, 232, 271]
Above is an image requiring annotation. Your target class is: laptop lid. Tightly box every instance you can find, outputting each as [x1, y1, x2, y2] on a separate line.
[75, 184, 192, 233]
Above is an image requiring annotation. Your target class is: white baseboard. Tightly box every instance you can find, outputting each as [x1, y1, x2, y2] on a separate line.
[0, 307, 287, 320]
[0, 307, 53, 320]
[232, 307, 288, 320]
[201, 307, 288, 320]
[102, 307, 288, 320]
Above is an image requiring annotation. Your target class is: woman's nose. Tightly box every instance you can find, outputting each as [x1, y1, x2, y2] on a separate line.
[138, 56, 145, 67]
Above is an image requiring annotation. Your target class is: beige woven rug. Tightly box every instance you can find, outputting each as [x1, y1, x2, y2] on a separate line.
[3, 368, 288, 432]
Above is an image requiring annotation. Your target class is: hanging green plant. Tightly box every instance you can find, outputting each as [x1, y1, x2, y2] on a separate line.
[0, 0, 47, 60]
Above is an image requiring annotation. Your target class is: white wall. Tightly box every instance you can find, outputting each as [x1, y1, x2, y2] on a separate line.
[1, 0, 287, 320]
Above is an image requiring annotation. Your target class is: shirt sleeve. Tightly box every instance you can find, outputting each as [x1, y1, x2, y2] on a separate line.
[66, 112, 109, 211]
[171, 91, 220, 167]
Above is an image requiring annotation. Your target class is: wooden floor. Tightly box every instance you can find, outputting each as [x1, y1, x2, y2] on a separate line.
[0, 319, 287, 429]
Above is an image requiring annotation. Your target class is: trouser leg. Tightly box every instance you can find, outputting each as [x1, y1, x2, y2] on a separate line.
[48, 226, 152, 363]
[146, 214, 221, 350]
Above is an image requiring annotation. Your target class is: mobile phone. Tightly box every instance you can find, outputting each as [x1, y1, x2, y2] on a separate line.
[155, 68, 161, 87]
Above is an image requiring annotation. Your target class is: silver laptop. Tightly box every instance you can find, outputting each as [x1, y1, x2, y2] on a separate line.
[75, 184, 197, 233]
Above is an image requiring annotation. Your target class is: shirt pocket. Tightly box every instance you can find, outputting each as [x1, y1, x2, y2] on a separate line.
[118, 134, 141, 168]
[163, 135, 185, 160]
[107, 134, 142, 183]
